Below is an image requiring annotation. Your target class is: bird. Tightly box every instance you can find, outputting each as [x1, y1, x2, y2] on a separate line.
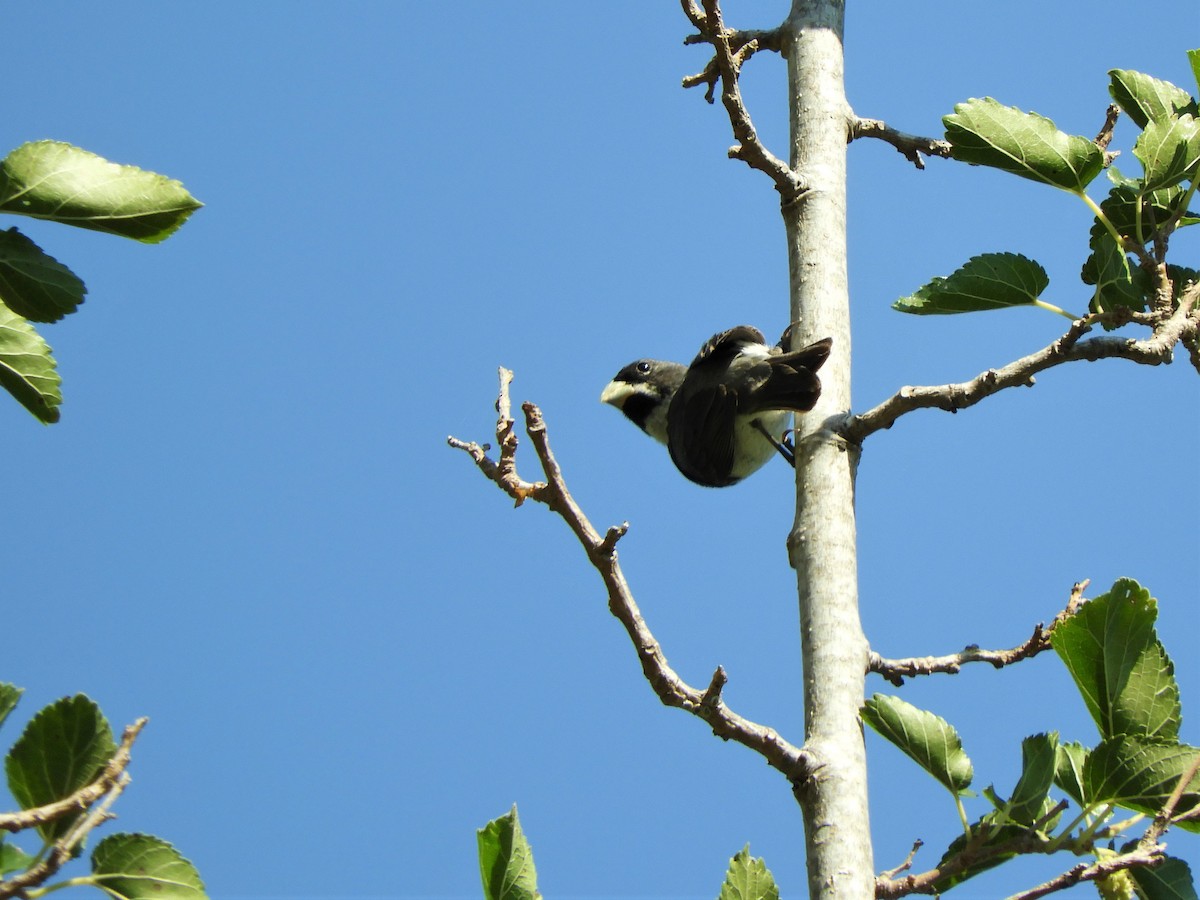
[600, 325, 833, 487]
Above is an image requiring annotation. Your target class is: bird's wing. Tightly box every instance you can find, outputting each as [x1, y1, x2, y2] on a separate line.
[689, 326, 768, 367]
[667, 381, 741, 487]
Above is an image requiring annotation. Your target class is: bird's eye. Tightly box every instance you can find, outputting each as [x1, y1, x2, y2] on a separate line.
[636, 361, 651, 374]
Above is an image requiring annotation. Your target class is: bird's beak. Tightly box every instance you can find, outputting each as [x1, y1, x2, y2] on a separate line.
[600, 380, 634, 408]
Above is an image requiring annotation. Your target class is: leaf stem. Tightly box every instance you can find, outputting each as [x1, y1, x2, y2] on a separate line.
[1032, 299, 1082, 321]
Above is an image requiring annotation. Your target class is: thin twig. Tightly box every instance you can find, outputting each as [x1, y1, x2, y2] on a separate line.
[678, 0, 805, 200]
[843, 299, 1198, 443]
[868, 581, 1087, 685]
[449, 371, 814, 785]
[0, 718, 147, 899]
[1001, 847, 1163, 900]
[849, 118, 951, 169]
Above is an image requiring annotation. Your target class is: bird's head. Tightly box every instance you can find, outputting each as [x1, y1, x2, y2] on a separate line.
[599, 359, 686, 445]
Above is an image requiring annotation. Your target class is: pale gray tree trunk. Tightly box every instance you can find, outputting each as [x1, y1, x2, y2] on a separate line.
[781, 2, 875, 897]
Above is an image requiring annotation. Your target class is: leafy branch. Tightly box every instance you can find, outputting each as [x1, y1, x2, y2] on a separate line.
[0, 140, 201, 422]
[0, 687, 206, 898]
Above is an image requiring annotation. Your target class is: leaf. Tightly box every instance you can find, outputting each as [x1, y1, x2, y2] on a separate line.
[1053, 740, 1089, 806]
[933, 800, 1063, 892]
[1006, 733, 1058, 827]
[1128, 853, 1198, 900]
[1084, 736, 1200, 829]
[478, 806, 541, 900]
[0, 683, 22, 733]
[719, 845, 780, 900]
[1081, 227, 1147, 317]
[894, 252, 1049, 315]
[862, 694, 973, 794]
[1190, 50, 1200, 98]
[0, 227, 87, 322]
[4, 694, 116, 842]
[0, 839, 34, 876]
[1135, 115, 1200, 191]
[1108, 69, 1198, 128]
[1051, 578, 1180, 741]
[0, 141, 202, 243]
[0, 301, 61, 423]
[92, 833, 207, 899]
[944, 97, 1105, 192]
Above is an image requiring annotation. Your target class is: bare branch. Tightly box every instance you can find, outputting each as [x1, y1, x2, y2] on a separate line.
[1001, 847, 1164, 900]
[868, 581, 1087, 685]
[849, 118, 951, 169]
[0, 718, 147, 899]
[879, 840, 923, 879]
[449, 371, 814, 785]
[843, 302, 1198, 443]
[678, 0, 805, 200]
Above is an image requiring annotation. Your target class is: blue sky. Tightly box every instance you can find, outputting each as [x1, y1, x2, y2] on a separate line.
[2, 2, 1197, 898]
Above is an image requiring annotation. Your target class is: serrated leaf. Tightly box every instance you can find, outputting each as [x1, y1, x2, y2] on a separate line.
[0, 227, 86, 322]
[894, 252, 1049, 315]
[4, 694, 116, 842]
[1082, 227, 1147, 317]
[92, 833, 207, 900]
[719, 845, 780, 900]
[0, 839, 34, 876]
[1007, 733, 1058, 826]
[1129, 853, 1198, 900]
[478, 806, 540, 900]
[1084, 736, 1200, 828]
[1053, 741, 1089, 806]
[0, 141, 202, 243]
[1190, 50, 1200, 98]
[0, 684, 22, 733]
[944, 98, 1104, 192]
[1135, 115, 1200, 191]
[0, 300, 61, 423]
[1109, 69, 1198, 128]
[862, 694, 973, 794]
[1051, 579, 1180, 741]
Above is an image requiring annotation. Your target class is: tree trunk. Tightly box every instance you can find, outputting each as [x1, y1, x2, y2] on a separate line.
[780, 2, 875, 897]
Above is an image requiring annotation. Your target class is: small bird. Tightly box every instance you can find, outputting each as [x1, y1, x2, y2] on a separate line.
[600, 325, 833, 487]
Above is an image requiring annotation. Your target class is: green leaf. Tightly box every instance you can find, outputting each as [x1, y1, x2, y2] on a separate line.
[0, 839, 34, 876]
[719, 845, 780, 900]
[1084, 736, 1200, 828]
[944, 97, 1105, 192]
[1190, 50, 1200, 98]
[92, 833, 207, 899]
[1129, 853, 1198, 900]
[1006, 733, 1058, 826]
[0, 683, 22, 733]
[1135, 115, 1200, 191]
[1053, 741, 1089, 806]
[933, 800, 1063, 892]
[0, 141, 202, 243]
[1081, 226, 1147, 317]
[1051, 578, 1180, 741]
[4, 694, 116, 842]
[478, 806, 541, 900]
[862, 694, 973, 794]
[0, 227, 87, 322]
[0, 300, 62, 423]
[1109, 69, 1198, 128]
[894, 252, 1049, 315]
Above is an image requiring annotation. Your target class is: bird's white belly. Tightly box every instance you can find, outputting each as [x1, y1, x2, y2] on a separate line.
[731, 409, 791, 479]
